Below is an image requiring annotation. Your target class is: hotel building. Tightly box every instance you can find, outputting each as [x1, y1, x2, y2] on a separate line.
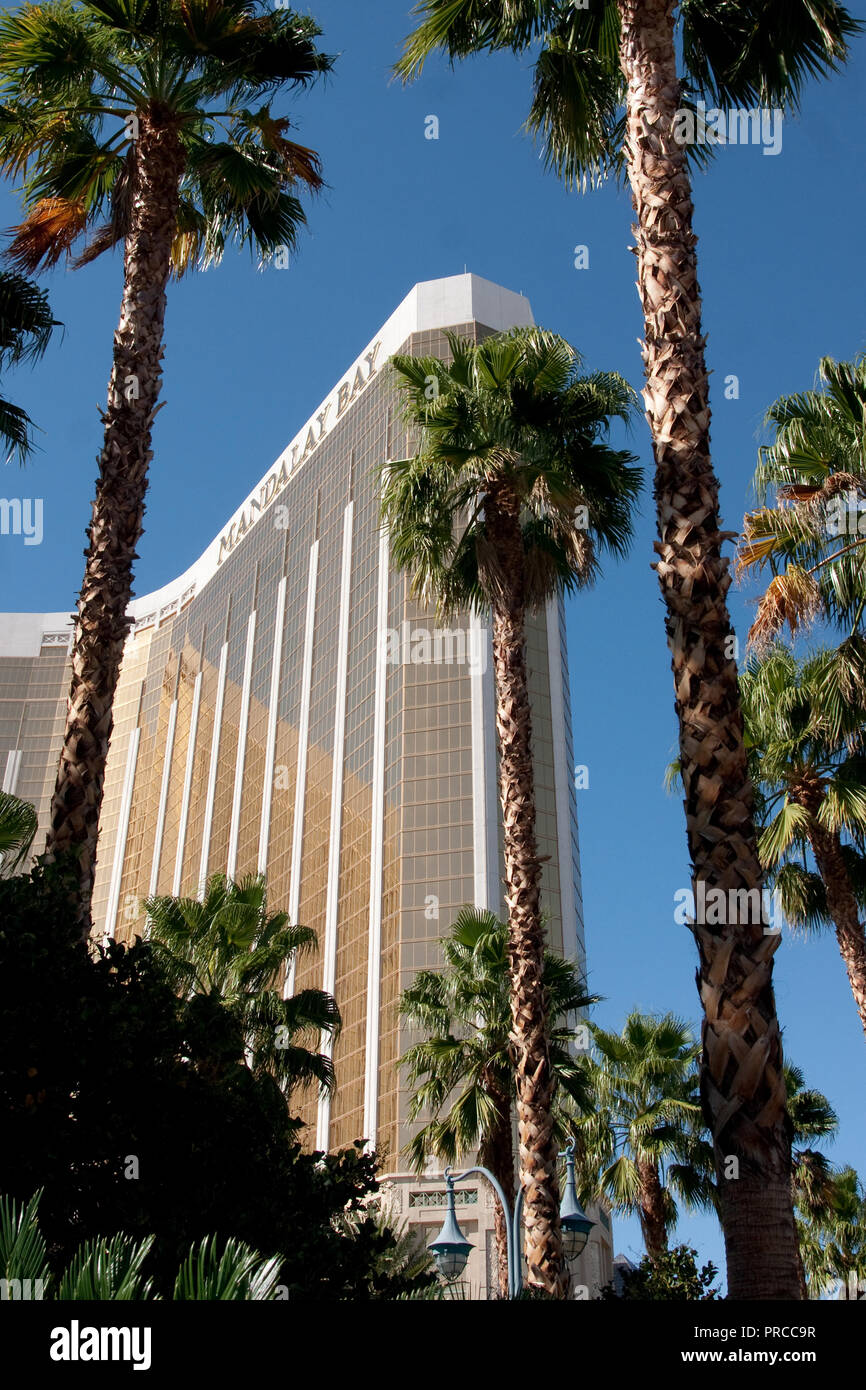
[0, 274, 612, 1295]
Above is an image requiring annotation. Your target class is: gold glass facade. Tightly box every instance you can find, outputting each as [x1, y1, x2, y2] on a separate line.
[0, 276, 609, 1296]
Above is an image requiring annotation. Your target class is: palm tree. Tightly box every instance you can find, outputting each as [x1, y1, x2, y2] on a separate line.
[796, 1166, 866, 1299]
[399, 906, 598, 1297]
[0, 791, 38, 874]
[383, 326, 641, 1294]
[739, 353, 866, 647]
[784, 1063, 839, 1299]
[0, 1, 332, 926]
[740, 643, 866, 1039]
[570, 1011, 716, 1260]
[144, 873, 340, 1102]
[397, 0, 859, 1300]
[1, 1189, 283, 1299]
[0, 269, 58, 463]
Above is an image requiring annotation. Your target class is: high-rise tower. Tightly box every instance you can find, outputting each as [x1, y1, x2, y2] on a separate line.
[0, 274, 612, 1295]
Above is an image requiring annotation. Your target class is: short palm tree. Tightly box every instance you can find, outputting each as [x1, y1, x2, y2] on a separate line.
[397, 0, 859, 1301]
[0, 269, 58, 463]
[0, 0, 332, 926]
[144, 873, 340, 1102]
[0, 791, 38, 873]
[399, 906, 598, 1297]
[384, 326, 641, 1295]
[1, 1189, 282, 1299]
[570, 1011, 716, 1260]
[740, 643, 866, 1039]
[740, 353, 866, 647]
[796, 1165, 866, 1299]
[784, 1063, 839, 1299]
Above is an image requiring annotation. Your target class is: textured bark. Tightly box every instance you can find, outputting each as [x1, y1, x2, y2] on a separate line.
[795, 785, 866, 1039]
[636, 1159, 668, 1260]
[45, 107, 185, 930]
[617, 0, 800, 1298]
[478, 1091, 516, 1299]
[485, 488, 566, 1298]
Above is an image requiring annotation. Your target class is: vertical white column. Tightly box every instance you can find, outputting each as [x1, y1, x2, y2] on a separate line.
[363, 530, 389, 1147]
[172, 671, 202, 895]
[316, 501, 354, 1151]
[469, 611, 499, 913]
[148, 698, 178, 897]
[226, 610, 257, 879]
[2, 749, 22, 794]
[286, 541, 319, 991]
[546, 595, 580, 962]
[257, 576, 288, 874]
[198, 642, 228, 896]
[103, 726, 141, 937]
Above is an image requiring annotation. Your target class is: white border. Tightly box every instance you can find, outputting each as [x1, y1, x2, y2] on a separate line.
[148, 698, 178, 897]
[362, 528, 390, 1147]
[172, 670, 202, 895]
[104, 726, 141, 936]
[198, 641, 228, 895]
[317, 501, 354, 1150]
[257, 576, 287, 874]
[226, 610, 257, 878]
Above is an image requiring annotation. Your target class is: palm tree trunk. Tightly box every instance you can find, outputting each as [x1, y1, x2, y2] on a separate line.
[637, 1159, 668, 1260]
[479, 1096, 516, 1299]
[806, 821, 866, 1039]
[617, 0, 800, 1298]
[45, 106, 185, 931]
[485, 488, 566, 1299]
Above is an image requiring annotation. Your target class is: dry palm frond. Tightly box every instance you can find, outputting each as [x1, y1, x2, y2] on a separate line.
[5, 197, 87, 272]
[747, 568, 822, 651]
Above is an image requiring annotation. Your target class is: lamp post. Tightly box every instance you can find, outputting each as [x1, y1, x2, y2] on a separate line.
[427, 1138, 594, 1297]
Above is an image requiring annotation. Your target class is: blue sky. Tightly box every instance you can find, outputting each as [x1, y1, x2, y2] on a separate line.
[2, 1, 865, 1286]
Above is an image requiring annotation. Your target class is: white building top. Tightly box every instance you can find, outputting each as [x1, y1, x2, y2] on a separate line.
[1, 274, 534, 648]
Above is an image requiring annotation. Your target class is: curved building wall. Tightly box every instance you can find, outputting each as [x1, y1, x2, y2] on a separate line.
[0, 274, 604, 1296]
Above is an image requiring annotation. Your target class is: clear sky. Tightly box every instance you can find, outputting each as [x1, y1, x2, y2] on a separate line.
[1, 0, 865, 1288]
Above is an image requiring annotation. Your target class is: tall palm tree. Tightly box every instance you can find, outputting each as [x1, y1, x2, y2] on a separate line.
[739, 353, 866, 647]
[383, 326, 641, 1295]
[144, 873, 340, 1102]
[740, 643, 866, 1039]
[0, 1, 332, 926]
[0, 269, 58, 463]
[399, 906, 598, 1297]
[0, 791, 38, 873]
[397, 0, 859, 1300]
[570, 1011, 716, 1260]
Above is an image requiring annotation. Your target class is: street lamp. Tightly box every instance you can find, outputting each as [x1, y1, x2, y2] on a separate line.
[426, 1138, 595, 1295]
[427, 1173, 474, 1282]
[558, 1138, 593, 1263]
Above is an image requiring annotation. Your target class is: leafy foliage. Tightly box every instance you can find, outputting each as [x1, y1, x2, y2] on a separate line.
[739, 354, 866, 646]
[0, 856, 431, 1299]
[0, 0, 333, 276]
[399, 905, 599, 1172]
[0, 791, 39, 871]
[145, 872, 339, 1099]
[397, 1, 859, 189]
[0, 271, 58, 462]
[0, 1191, 283, 1299]
[570, 1012, 717, 1248]
[382, 326, 642, 618]
[601, 1244, 721, 1301]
